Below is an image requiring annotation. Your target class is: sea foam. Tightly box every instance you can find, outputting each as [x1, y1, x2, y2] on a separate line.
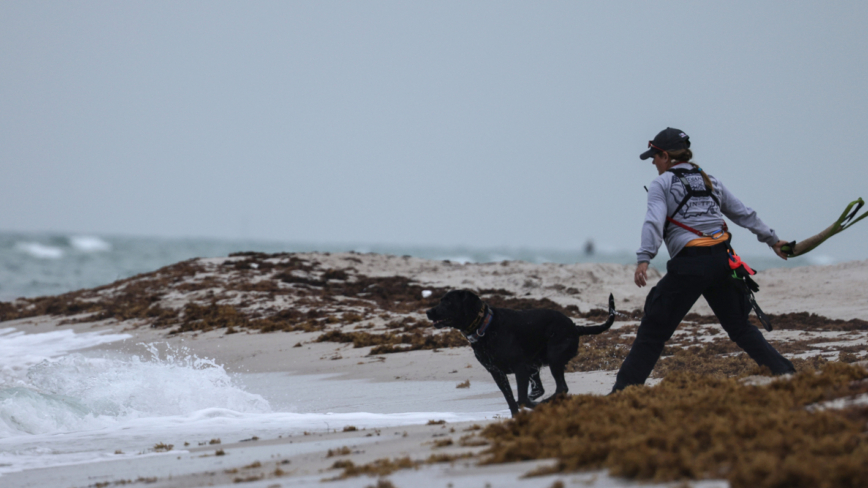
[0, 345, 270, 437]
[0, 328, 499, 477]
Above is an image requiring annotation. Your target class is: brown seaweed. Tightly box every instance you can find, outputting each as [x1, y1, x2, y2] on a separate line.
[481, 362, 868, 488]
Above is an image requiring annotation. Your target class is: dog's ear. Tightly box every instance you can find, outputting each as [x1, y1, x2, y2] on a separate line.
[440, 290, 460, 303]
[459, 290, 482, 307]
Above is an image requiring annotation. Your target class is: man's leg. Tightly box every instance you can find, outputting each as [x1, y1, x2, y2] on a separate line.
[703, 280, 796, 375]
[612, 272, 706, 391]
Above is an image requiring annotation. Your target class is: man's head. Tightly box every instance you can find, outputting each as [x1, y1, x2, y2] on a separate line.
[640, 127, 690, 160]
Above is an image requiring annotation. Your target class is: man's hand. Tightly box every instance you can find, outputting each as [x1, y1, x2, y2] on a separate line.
[635, 262, 649, 287]
[772, 240, 789, 260]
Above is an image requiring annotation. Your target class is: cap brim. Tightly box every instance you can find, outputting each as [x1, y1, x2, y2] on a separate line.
[639, 148, 656, 160]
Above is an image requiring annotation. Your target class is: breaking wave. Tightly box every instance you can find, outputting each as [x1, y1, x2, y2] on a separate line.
[0, 345, 270, 438]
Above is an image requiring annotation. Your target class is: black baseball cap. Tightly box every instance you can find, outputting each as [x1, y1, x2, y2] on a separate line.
[639, 127, 691, 160]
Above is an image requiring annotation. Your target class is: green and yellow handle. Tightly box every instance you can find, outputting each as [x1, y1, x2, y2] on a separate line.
[781, 198, 866, 257]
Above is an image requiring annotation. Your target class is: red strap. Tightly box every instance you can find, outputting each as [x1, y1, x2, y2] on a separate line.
[666, 216, 704, 237]
[666, 217, 728, 238]
[728, 252, 756, 275]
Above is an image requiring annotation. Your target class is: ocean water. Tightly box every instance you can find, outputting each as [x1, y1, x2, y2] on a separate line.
[0, 327, 500, 477]
[0, 231, 834, 302]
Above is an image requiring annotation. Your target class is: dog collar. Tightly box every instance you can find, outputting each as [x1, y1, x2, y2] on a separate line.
[465, 306, 493, 344]
[462, 303, 487, 335]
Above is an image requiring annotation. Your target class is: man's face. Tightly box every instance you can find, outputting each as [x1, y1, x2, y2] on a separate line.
[653, 151, 670, 175]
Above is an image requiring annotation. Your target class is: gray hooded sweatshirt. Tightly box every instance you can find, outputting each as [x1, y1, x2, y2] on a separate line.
[637, 162, 780, 263]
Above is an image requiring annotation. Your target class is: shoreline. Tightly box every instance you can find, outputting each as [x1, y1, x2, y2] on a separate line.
[1, 252, 867, 487]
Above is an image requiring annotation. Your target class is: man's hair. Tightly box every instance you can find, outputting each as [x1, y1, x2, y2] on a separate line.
[668, 149, 713, 191]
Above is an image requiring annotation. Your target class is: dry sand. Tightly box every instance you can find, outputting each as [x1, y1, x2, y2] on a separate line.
[1, 253, 866, 488]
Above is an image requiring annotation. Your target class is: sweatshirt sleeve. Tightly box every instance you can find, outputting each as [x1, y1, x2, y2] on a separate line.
[717, 180, 780, 246]
[636, 177, 668, 263]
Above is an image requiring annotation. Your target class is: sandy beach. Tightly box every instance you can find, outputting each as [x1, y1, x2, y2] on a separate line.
[1, 252, 867, 488]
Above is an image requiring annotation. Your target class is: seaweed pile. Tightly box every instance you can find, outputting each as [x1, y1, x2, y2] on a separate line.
[481, 362, 868, 488]
[0, 252, 613, 355]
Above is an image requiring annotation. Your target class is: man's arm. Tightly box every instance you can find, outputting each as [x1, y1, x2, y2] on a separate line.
[636, 178, 669, 263]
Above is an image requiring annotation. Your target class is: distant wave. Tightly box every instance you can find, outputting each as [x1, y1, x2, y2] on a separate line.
[69, 236, 112, 253]
[14, 242, 64, 259]
[12, 236, 111, 260]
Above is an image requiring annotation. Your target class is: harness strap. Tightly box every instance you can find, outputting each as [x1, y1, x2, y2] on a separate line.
[663, 167, 723, 238]
[723, 241, 768, 329]
[666, 216, 729, 239]
[650, 168, 772, 331]
[749, 292, 773, 332]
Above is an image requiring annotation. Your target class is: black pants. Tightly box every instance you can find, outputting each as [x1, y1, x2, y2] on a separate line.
[612, 246, 795, 391]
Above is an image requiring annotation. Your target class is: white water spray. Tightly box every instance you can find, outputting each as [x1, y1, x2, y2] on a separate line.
[0, 343, 270, 437]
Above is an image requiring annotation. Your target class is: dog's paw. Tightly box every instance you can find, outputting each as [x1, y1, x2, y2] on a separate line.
[529, 387, 545, 401]
[518, 400, 538, 410]
[540, 392, 570, 405]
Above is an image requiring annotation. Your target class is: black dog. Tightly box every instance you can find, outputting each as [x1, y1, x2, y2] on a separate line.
[426, 290, 615, 416]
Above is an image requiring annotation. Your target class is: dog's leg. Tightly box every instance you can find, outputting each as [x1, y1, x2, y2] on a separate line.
[541, 363, 569, 403]
[514, 367, 538, 411]
[528, 368, 545, 401]
[486, 368, 519, 416]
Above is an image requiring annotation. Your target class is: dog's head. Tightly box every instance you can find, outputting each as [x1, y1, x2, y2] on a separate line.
[425, 290, 484, 331]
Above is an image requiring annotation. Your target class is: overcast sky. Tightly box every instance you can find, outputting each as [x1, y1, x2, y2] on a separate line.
[2, 1, 867, 261]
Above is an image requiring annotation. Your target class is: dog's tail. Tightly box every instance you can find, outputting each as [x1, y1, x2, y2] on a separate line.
[575, 293, 616, 336]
